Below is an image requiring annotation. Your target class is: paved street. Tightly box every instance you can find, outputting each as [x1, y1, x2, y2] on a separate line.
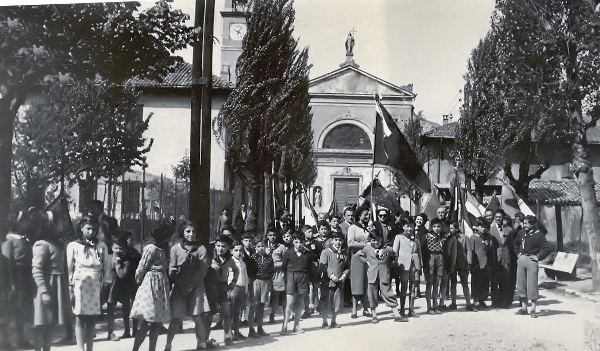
[48, 282, 599, 351]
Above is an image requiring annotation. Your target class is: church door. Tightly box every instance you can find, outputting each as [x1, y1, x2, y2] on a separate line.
[333, 178, 360, 211]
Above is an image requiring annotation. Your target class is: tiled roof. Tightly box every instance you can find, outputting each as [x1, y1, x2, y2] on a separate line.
[422, 121, 459, 139]
[129, 62, 234, 90]
[528, 179, 600, 206]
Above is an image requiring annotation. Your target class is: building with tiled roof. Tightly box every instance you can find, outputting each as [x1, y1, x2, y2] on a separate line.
[129, 62, 235, 90]
[528, 179, 600, 206]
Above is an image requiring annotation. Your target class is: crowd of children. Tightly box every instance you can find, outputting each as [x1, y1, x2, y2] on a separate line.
[0, 200, 553, 351]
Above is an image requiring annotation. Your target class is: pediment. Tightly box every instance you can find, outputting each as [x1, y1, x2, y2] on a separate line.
[309, 66, 415, 98]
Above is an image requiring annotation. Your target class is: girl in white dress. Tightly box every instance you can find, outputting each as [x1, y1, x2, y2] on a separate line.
[67, 215, 112, 351]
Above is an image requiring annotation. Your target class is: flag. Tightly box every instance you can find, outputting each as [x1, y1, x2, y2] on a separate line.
[423, 186, 443, 220]
[301, 184, 319, 224]
[361, 178, 404, 214]
[327, 196, 339, 218]
[486, 194, 500, 213]
[459, 188, 484, 237]
[273, 174, 286, 212]
[501, 181, 534, 217]
[373, 96, 431, 193]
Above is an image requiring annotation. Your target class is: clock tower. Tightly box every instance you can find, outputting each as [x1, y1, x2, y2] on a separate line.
[220, 0, 248, 84]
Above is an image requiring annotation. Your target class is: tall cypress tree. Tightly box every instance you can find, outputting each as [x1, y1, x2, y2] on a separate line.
[214, 0, 316, 231]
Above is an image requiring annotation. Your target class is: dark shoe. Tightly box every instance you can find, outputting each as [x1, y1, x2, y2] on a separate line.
[248, 328, 259, 338]
[211, 322, 223, 330]
[448, 304, 457, 310]
[515, 309, 528, 315]
[372, 317, 379, 324]
[434, 308, 443, 315]
[196, 346, 207, 351]
[121, 332, 132, 339]
[269, 316, 276, 324]
[530, 312, 539, 318]
[257, 327, 269, 336]
[301, 311, 311, 319]
[17, 341, 33, 349]
[409, 310, 420, 318]
[466, 305, 478, 312]
[293, 327, 305, 334]
[350, 313, 358, 319]
[330, 321, 341, 328]
[57, 337, 76, 345]
[437, 305, 447, 312]
[232, 332, 246, 341]
[206, 338, 219, 349]
[280, 327, 287, 335]
[108, 333, 120, 341]
[394, 316, 409, 322]
[478, 301, 489, 309]
[224, 337, 233, 345]
[308, 307, 315, 314]
[427, 309, 436, 315]
[362, 309, 372, 317]
[240, 320, 248, 326]
[321, 321, 329, 329]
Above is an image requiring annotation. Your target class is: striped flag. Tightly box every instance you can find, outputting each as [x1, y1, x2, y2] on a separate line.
[501, 181, 534, 217]
[460, 188, 484, 237]
[301, 184, 319, 224]
[423, 186, 443, 220]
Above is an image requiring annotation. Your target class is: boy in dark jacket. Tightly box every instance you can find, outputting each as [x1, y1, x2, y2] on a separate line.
[319, 231, 349, 329]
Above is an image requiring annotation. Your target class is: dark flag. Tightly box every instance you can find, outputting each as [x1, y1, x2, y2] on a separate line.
[373, 96, 431, 193]
[486, 194, 500, 213]
[327, 196, 339, 218]
[361, 178, 404, 214]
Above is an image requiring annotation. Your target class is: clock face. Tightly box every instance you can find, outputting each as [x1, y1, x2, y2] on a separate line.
[229, 23, 247, 41]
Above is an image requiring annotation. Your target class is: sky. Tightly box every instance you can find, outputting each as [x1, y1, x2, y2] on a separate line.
[6, 0, 496, 124]
[175, 0, 497, 125]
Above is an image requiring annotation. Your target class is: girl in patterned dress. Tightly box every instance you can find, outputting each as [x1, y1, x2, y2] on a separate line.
[32, 210, 71, 351]
[130, 222, 172, 351]
[67, 215, 112, 351]
[165, 220, 208, 351]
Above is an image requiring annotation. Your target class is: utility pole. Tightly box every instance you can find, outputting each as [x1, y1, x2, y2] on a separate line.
[189, 0, 215, 245]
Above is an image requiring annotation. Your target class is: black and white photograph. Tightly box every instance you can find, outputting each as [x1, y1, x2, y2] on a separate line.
[0, 0, 599, 350]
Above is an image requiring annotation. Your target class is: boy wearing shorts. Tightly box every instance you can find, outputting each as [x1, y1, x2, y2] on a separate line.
[211, 235, 239, 345]
[424, 218, 446, 315]
[281, 232, 313, 335]
[392, 218, 422, 318]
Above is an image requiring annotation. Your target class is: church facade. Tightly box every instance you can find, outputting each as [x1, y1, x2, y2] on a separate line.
[220, 0, 418, 218]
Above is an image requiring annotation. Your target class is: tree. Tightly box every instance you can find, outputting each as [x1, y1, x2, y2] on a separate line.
[454, 33, 505, 201]
[506, 0, 600, 289]
[213, 0, 316, 232]
[0, 1, 197, 228]
[12, 80, 152, 209]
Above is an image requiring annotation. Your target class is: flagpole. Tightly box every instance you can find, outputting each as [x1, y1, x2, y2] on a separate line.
[371, 93, 380, 222]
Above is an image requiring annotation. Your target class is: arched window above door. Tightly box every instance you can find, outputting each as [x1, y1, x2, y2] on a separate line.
[322, 124, 372, 150]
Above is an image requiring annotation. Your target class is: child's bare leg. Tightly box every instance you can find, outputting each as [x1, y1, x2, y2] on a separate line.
[84, 316, 96, 351]
[293, 294, 304, 330]
[221, 302, 231, 339]
[425, 274, 433, 311]
[192, 315, 206, 349]
[132, 320, 149, 351]
[432, 275, 440, 309]
[148, 322, 161, 351]
[165, 318, 181, 350]
[282, 294, 295, 330]
[74, 316, 86, 351]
